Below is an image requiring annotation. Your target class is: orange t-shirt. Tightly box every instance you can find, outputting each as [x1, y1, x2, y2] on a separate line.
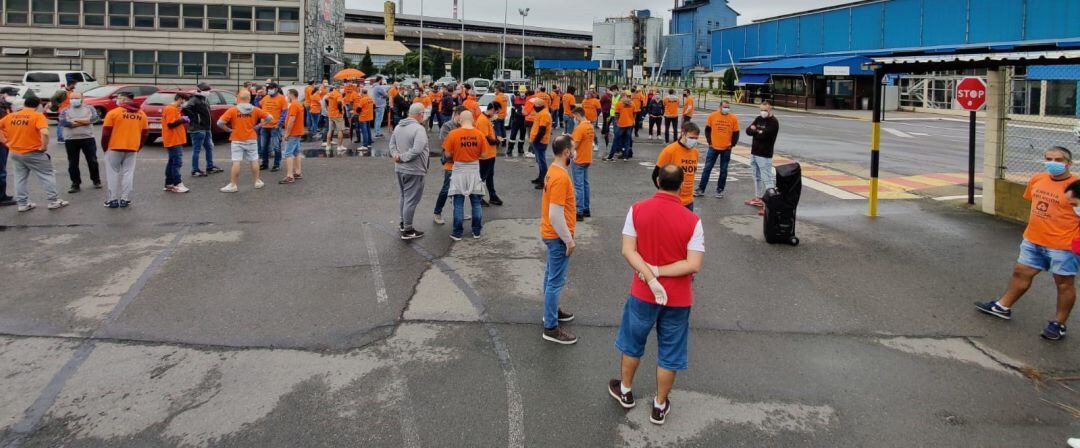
[259, 95, 287, 128]
[344, 92, 359, 111]
[358, 95, 374, 122]
[562, 93, 576, 111]
[1024, 173, 1080, 250]
[326, 91, 344, 118]
[632, 93, 646, 112]
[443, 127, 486, 164]
[285, 101, 306, 137]
[388, 87, 399, 104]
[309, 89, 324, 114]
[58, 94, 71, 112]
[571, 120, 594, 165]
[219, 106, 269, 141]
[476, 113, 497, 160]
[103, 108, 148, 151]
[304, 85, 314, 102]
[706, 111, 740, 150]
[540, 164, 576, 240]
[550, 91, 562, 110]
[530, 108, 553, 144]
[655, 142, 700, 206]
[344, 84, 357, 97]
[615, 102, 636, 128]
[524, 97, 536, 123]
[582, 98, 600, 122]
[161, 104, 187, 148]
[683, 96, 695, 117]
[663, 97, 679, 117]
[464, 98, 481, 118]
[537, 92, 551, 108]
[416, 95, 432, 108]
[0, 109, 48, 154]
[494, 94, 508, 119]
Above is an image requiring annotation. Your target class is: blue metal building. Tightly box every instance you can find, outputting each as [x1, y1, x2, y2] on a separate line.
[667, 0, 739, 72]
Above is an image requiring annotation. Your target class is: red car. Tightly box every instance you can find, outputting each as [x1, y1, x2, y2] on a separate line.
[141, 89, 237, 145]
[77, 84, 159, 121]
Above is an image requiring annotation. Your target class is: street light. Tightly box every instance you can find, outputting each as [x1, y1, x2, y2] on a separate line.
[519, 8, 529, 78]
[460, 0, 465, 82]
[500, 0, 508, 78]
[419, 0, 424, 81]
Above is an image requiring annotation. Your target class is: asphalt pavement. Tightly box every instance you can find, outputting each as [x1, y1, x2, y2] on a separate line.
[1, 121, 1078, 447]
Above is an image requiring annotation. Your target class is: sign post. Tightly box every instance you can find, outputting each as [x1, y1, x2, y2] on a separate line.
[955, 77, 986, 205]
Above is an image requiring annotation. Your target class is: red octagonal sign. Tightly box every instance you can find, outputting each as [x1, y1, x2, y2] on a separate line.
[955, 77, 987, 111]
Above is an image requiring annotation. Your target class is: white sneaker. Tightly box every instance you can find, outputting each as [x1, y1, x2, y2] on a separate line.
[254, 179, 265, 189]
[525, 152, 535, 158]
[323, 142, 330, 149]
[47, 199, 69, 210]
[434, 214, 445, 225]
[219, 183, 238, 193]
[174, 183, 190, 193]
[17, 202, 36, 212]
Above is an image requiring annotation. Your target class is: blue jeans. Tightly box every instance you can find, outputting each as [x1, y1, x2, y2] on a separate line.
[571, 163, 589, 214]
[304, 109, 315, 133]
[359, 121, 373, 147]
[0, 143, 8, 198]
[56, 123, 64, 142]
[615, 295, 691, 371]
[189, 130, 215, 173]
[434, 170, 451, 215]
[751, 155, 774, 198]
[608, 126, 633, 159]
[533, 142, 548, 181]
[165, 146, 183, 186]
[494, 119, 506, 139]
[698, 149, 731, 194]
[563, 115, 576, 135]
[452, 194, 483, 238]
[374, 106, 386, 136]
[543, 238, 571, 329]
[258, 127, 282, 168]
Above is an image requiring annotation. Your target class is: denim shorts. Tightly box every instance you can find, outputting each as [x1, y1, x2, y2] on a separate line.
[283, 136, 301, 157]
[615, 295, 691, 371]
[1018, 239, 1079, 276]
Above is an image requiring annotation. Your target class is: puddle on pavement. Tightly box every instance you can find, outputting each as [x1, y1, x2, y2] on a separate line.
[302, 148, 376, 158]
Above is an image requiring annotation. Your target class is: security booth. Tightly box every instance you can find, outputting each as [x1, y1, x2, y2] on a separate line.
[738, 55, 874, 110]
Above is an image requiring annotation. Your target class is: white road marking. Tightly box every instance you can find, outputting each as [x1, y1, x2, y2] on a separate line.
[934, 194, 982, 201]
[729, 154, 864, 200]
[362, 225, 389, 304]
[882, 127, 914, 138]
[909, 132, 930, 136]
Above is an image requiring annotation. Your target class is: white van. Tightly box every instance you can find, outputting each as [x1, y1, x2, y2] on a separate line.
[465, 78, 491, 95]
[22, 71, 102, 99]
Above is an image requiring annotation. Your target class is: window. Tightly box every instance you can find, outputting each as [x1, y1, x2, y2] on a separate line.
[254, 7, 275, 32]
[157, 3, 177, 28]
[5, 0, 28, 25]
[133, 2, 154, 28]
[928, 79, 955, 109]
[182, 4, 203, 30]
[108, 50, 131, 75]
[57, 0, 79, 25]
[83, 1, 104, 26]
[278, 54, 298, 79]
[31, 0, 52, 26]
[230, 6, 250, 31]
[825, 79, 854, 98]
[206, 52, 228, 77]
[133, 50, 155, 75]
[772, 76, 805, 96]
[1011, 79, 1041, 116]
[25, 72, 60, 83]
[83, 72, 96, 82]
[219, 91, 236, 105]
[158, 51, 179, 75]
[206, 5, 226, 30]
[279, 8, 299, 33]
[206, 92, 225, 105]
[1046, 80, 1078, 117]
[135, 86, 157, 96]
[109, 1, 130, 28]
[254, 53, 275, 78]
[182, 52, 203, 76]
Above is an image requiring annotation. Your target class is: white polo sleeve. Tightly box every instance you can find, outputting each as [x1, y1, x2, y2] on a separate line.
[621, 208, 636, 237]
[688, 220, 705, 253]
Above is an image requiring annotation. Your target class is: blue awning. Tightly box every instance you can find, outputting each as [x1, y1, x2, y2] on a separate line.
[1027, 65, 1080, 81]
[737, 74, 770, 85]
[533, 59, 599, 70]
[740, 55, 874, 76]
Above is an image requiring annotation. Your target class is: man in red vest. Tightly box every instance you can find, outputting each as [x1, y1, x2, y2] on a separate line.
[608, 164, 705, 426]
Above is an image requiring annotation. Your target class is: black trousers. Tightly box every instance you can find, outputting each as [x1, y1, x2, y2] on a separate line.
[479, 157, 500, 202]
[601, 114, 612, 146]
[664, 117, 679, 142]
[634, 111, 644, 136]
[648, 116, 662, 136]
[65, 137, 100, 187]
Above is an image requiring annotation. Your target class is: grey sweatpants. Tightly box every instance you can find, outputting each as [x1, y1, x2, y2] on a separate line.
[105, 150, 138, 202]
[11, 151, 59, 205]
[397, 172, 426, 231]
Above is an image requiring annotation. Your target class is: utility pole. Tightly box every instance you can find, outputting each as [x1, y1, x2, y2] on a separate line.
[460, 0, 465, 81]
[500, 0, 508, 78]
[519, 8, 529, 78]
[419, 0, 424, 80]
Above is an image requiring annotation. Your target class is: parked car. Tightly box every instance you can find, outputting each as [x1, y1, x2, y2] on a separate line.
[435, 76, 457, 87]
[79, 84, 159, 122]
[22, 71, 102, 100]
[0, 83, 30, 110]
[141, 89, 237, 145]
[478, 93, 511, 126]
[465, 78, 491, 95]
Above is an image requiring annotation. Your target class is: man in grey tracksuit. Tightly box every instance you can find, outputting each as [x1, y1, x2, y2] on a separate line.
[390, 103, 430, 240]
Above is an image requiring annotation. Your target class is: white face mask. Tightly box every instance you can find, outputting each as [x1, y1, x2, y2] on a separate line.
[684, 138, 699, 149]
[760, 111, 770, 118]
[1074, 206, 1080, 216]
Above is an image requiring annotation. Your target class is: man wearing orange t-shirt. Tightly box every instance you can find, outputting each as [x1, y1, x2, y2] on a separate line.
[162, 93, 191, 193]
[540, 134, 578, 345]
[529, 98, 553, 189]
[977, 146, 1080, 341]
[309, 85, 325, 140]
[696, 101, 740, 198]
[662, 89, 680, 142]
[681, 89, 695, 126]
[356, 88, 375, 150]
[561, 87, 577, 134]
[632, 88, 646, 138]
[257, 83, 288, 171]
[279, 89, 306, 184]
[0, 97, 68, 211]
[606, 95, 636, 161]
[100, 92, 148, 208]
[443, 111, 487, 240]
[477, 103, 503, 206]
[654, 122, 701, 211]
[216, 91, 272, 193]
[324, 85, 347, 153]
[569, 107, 594, 222]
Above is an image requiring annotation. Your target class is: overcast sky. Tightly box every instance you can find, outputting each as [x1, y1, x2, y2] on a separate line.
[345, 0, 851, 31]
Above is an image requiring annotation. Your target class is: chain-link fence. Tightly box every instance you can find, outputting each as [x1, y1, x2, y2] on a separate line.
[1001, 65, 1080, 183]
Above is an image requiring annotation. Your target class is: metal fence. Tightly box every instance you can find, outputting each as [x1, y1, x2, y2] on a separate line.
[1001, 65, 1080, 183]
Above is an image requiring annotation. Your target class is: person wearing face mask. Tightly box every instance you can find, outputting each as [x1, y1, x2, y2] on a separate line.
[443, 110, 487, 240]
[646, 92, 664, 141]
[0, 96, 69, 212]
[0, 86, 22, 206]
[324, 85, 348, 154]
[539, 134, 579, 345]
[745, 102, 779, 211]
[58, 91, 101, 193]
[507, 86, 528, 157]
[696, 100, 740, 199]
[184, 83, 222, 177]
[49, 83, 76, 143]
[100, 92, 149, 208]
[605, 95, 635, 162]
[216, 90, 273, 193]
[976, 147, 1080, 342]
[529, 98, 553, 189]
[569, 106, 594, 222]
[662, 89, 680, 143]
[477, 102, 503, 207]
[653, 122, 701, 211]
[257, 83, 287, 172]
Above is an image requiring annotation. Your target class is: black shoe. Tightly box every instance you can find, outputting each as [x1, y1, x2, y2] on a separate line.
[557, 308, 574, 322]
[400, 229, 425, 240]
[490, 199, 504, 206]
[650, 399, 671, 425]
[542, 326, 578, 345]
[207, 167, 224, 174]
[399, 222, 405, 232]
[534, 183, 544, 190]
[531, 178, 542, 185]
[104, 200, 119, 209]
[67, 185, 80, 194]
[259, 165, 268, 171]
[192, 171, 207, 177]
[118, 200, 131, 208]
[92, 183, 102, 189]
[576, 213, 584, 222]
[481, 200, 491, 207]
[270, 166, 280, 172]
[608, 379, 636, 409]
[0, 196, 15, 206]
[583, 210, 591, 217]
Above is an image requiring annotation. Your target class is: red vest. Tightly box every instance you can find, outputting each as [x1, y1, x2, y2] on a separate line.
[629, 193, 699, 308]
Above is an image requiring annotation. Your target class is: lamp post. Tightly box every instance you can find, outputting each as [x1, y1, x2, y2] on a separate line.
[459, 0, 465, 82]
[500, 0, 508, 78]
[518, 8, 529, 78]
[419, 0, 424, 81]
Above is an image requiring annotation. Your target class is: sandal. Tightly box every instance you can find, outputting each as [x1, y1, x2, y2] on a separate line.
[278, 177, 295, 184]
[293, 173, 303, 179]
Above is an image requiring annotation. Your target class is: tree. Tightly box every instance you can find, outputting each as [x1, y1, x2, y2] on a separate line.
[429, 50, 446, 79]
[343, 57, 356, 69]
[722, 68, 739, 91]
[383, 60, 403, 78]
[360, 48, 376, 76]
[450, 56, 461, 80]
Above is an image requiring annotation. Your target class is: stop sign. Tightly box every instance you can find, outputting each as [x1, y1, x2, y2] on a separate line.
[955, 77, 987, 111]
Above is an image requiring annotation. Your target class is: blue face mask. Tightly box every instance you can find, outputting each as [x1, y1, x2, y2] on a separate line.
[1046, 161, 1068, 176]
[721, 107, 731, 114]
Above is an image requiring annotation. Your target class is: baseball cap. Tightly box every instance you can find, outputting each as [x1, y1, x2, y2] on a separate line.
[196, 82, 212, 92]
[0, 86, 19, 96]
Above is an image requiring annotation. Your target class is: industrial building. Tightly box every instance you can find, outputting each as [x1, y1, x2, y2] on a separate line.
[591, 11, 663, 75]
[664, 0, 738, 74]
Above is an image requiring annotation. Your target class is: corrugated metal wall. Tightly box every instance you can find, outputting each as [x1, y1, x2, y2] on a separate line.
[710, 0, 1080, 67]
